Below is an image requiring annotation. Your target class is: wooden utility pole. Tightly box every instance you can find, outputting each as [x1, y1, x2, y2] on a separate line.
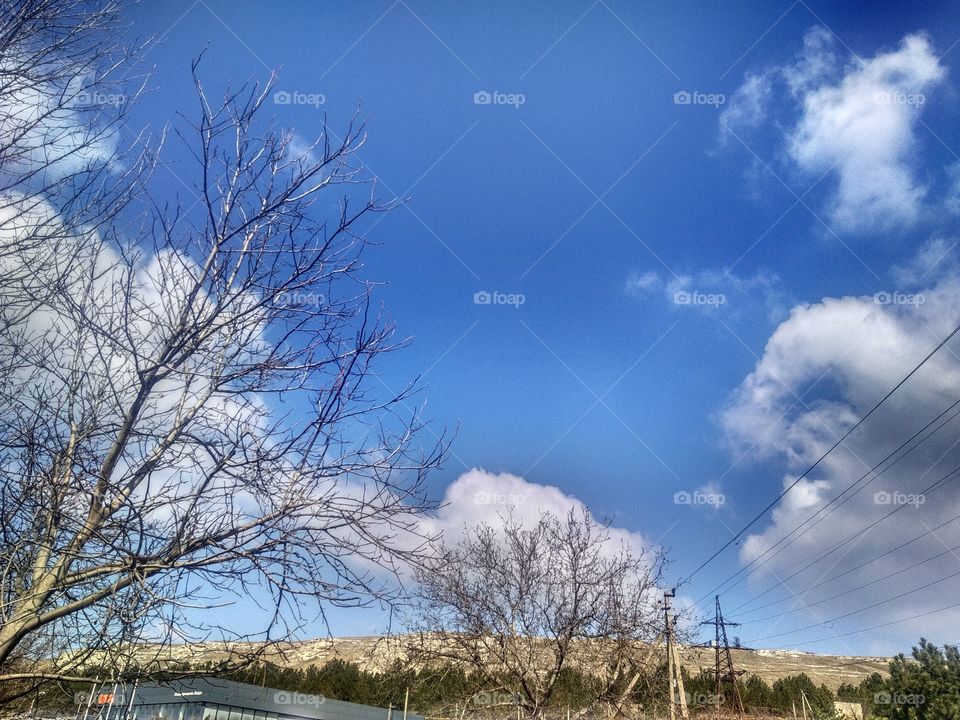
[664, 590, 689, 720]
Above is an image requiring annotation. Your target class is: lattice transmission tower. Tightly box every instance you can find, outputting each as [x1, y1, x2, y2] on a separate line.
[700, 596, 745, 720]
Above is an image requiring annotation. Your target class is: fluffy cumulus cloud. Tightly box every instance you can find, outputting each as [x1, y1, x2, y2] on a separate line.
[422, 468, 656, 559]
[0, 62, 120, 181]
[720, 265, 960, 653]
[331, 468, 677, 636]
[722, 28, 947, 234]
[0, 195, 273, 523]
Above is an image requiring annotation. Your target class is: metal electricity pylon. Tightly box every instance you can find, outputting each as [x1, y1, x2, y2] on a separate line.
[700, 596, 745, 720]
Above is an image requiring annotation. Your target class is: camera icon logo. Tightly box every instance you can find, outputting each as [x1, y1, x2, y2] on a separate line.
[874, 490, 892, 505]
[674, 91, 692, 105]
[274, 692, 292, 704]
[474, 290, 492, 304]
[474, 91, 492, 105]
[273, 91, 292, 105]
[674, 491, 692, 505]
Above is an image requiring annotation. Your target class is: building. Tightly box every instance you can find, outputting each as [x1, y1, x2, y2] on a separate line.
[88, 678, 421, 720]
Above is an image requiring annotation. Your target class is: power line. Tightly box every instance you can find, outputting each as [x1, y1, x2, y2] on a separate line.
[679, 469, 960, 650]
[725, 461, 960, 614]
[698, 397, 960, 605]
[737, 539, 960, 626]
[682, 318, 960, 586]
[745, 565, 960, 643]
[746, 597, 960, 650]
[727, 450, 960, 614]
[735, 512, 960, 618]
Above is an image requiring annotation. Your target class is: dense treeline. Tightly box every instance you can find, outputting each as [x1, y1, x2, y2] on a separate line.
[42, 638, 960, 718]
[45, 658, 842, 717]
[224, 660, 625, 714]
[682, 668, 836, 716]
[223, 660, 841, 717]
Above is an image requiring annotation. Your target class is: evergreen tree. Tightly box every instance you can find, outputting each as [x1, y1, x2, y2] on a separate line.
[874, 639, 960, 720]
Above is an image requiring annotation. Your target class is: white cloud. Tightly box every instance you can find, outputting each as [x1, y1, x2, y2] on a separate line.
[0, 63, 120, 181]
[724, 29, 947, 234]
[422, 468, 656, 561]
[625, 270, 661, 293]
[945, 160, 960, 215]
[782, 26, 838, 97]
[892, 237, 958, 285]
[285, 132, 321, 165]
[719, 73, 774, 139]
[0, 193, 273, 531]
[789, 34, 943, 231]
[720, 276, 960, 652]
[338, 468, 673, 636]
[626, 267, 785, 320]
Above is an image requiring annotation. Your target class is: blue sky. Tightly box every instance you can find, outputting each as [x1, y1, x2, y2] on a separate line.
[118, 1, 960, 655]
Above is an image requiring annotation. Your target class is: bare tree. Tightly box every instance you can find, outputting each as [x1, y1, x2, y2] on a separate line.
[408, 510, 666, 719]
[0, 0, 149, 374]
[0, 0, 447, 704]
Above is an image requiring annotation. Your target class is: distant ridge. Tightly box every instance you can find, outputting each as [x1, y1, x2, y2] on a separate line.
[116, 635, 889, 692]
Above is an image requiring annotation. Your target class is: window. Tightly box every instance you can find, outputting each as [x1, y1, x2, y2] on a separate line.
[181, 704, 205, 720]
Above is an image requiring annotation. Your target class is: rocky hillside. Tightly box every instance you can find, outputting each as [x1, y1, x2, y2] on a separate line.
[138, 636, 889, 693]
[680, 646, 888, 692]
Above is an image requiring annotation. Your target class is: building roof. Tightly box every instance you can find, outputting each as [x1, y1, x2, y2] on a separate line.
[130, 678, 422, 720]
